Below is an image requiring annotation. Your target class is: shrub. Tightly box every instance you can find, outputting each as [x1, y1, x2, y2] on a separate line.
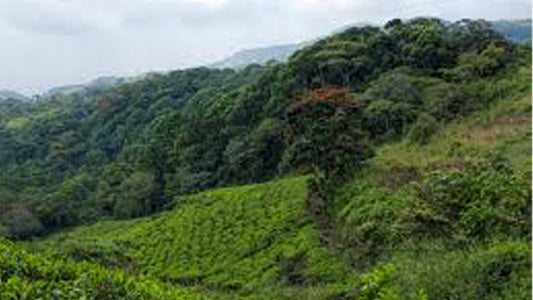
[402, 155, 530, 244]
[443, 42, 517, 82]
[424, 83, 478, 121]
[363, 100, 417, 139]
[338, 184, 414, 267]
[360, 264, 427, 300]
[0, 204, 44, 239]
[407, 114, 439, 145]
[398, 242, 531, 300]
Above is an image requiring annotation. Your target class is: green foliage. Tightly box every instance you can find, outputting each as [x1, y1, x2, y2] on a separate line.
[0, 16, 529, 300]
[0, 239, 216, 300]
[424, 83, 478, 120]
[407, 114, 439, 145]
[443, 42, 516, 81]
[360, 264, 427, 300]
[360, 264, 401, 300]
[113, 171, 156, 219]
[338, 184, 414, 266]
[0, 204, 44, 239]
[38, 177, 351, 290]
[338, 152, 530, 264]
[284, 86, 372, 179]
[0, 17, 523, 235]
[362, 100, 416, 139]
[405, 154, 531, 243]
[394, 241, 531, 300]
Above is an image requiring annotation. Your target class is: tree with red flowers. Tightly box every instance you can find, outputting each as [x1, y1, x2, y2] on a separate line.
[282, 85, 372, 180]
[288, 85, 362, 120]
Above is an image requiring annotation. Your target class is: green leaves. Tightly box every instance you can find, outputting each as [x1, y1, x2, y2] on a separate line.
[0, 239, 215, 300]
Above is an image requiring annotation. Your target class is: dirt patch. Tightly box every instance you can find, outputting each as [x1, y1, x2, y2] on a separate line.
[492, 113, 531, 126]
[461, 114, 531, 146]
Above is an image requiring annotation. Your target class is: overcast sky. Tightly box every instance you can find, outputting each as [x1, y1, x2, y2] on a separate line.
[0, 0, 531, 95]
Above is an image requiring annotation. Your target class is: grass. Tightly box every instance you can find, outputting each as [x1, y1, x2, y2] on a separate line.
[358, 78, 531, 190]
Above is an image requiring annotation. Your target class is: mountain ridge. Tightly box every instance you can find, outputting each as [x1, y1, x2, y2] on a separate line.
[0, 89, 30, 102]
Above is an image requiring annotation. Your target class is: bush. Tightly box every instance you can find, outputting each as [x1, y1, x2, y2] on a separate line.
[0, 224, 8, 238]
[0, 204, 44, 239]
[363, 100, 417, 139]
[407, 114, 439, 145]
[0, 239, 213, 300]
[402, 155, 530, 244]
[443, 42, 517, 82]
[397, 242, 531, 300]
[360, 264, 427, 300]
[424, 83, 478, 120]
[338, 184, 414, 267]
[363, 71, 423, 106]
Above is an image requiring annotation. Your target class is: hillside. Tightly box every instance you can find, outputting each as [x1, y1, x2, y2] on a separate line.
[29, 176, 360, 299]
[0, 239, 218, 299]
[36, 177, 349, 288]
[0, 17, 528, 235]
[0, 89, 30, 102]
[0, 17, 531, 300]
[331, 65, 532, 299]
[20, 66, 532, 300]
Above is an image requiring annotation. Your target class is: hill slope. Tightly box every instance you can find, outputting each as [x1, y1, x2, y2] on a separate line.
[0, 238, 221, 300]
[331, 65, 532, 299]
[0, 17, 531, 300]
[0, 89, 30, 102]
[33, 176, 356, 299]
[27, 64, 532, 299]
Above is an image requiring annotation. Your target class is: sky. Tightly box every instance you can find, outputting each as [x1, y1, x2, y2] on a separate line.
[0, 0, 531, 95]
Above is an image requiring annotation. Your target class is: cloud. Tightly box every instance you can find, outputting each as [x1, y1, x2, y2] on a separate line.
[0, 0, 104, 35]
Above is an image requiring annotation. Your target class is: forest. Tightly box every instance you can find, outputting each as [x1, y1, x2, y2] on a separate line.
[0, 18, 531, 300]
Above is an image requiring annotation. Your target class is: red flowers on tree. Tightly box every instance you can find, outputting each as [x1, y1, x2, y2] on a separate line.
[288, 85, 362, 119]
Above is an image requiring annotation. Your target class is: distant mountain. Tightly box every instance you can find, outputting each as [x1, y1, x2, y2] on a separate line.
[0, 89, 30, 102]
[44, 76, 122, 98]
[43, 73, 161, 99]
[492, 19, 532, 44]
[208, 43, 307, 69]
[208, 22, 377, 70]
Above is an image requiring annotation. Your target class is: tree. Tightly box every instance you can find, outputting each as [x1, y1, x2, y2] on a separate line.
[114, 172, 155, 219]
[285, 85, 372, 179]
[0, 204, 44, 239]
